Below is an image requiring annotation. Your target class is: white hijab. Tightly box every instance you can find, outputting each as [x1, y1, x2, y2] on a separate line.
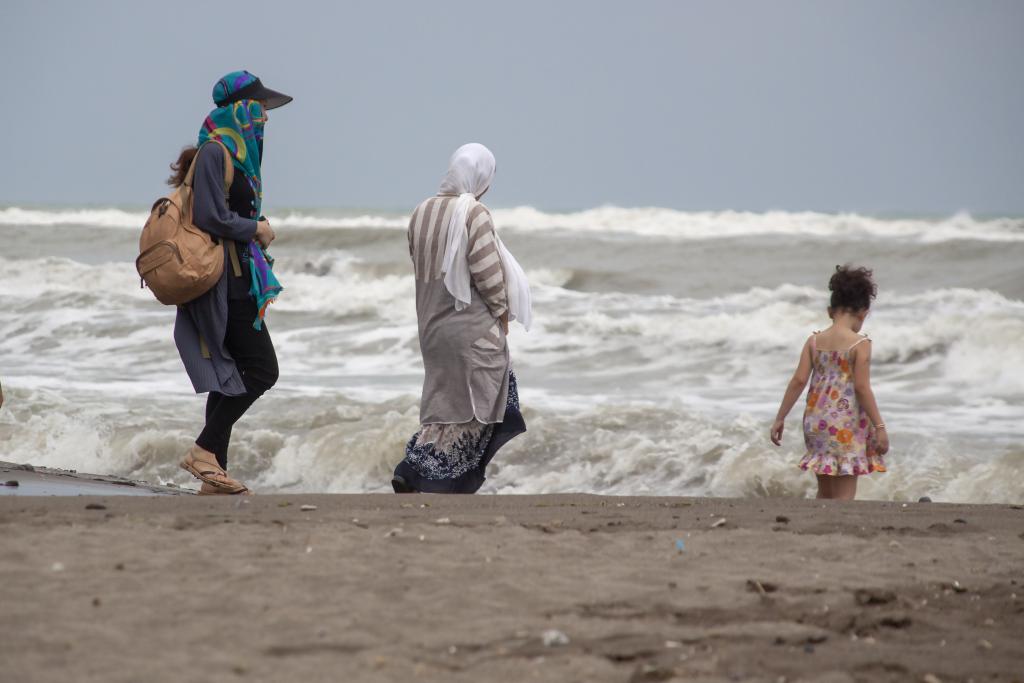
[439, 143, 532, 331]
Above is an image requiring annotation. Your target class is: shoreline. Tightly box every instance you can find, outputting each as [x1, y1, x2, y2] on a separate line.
[1, 486, 1021, 681]
[0, 461, 192, 497]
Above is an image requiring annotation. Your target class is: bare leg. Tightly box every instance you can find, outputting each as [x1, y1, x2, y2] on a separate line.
[831, 475, 858, 500]
[815, 474, 832, 499]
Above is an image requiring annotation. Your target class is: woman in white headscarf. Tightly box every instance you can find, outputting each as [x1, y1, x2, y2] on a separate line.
[392, 143, 531, 494]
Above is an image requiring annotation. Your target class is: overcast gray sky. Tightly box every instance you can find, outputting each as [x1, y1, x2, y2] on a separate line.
[1, 0, 1021, 213]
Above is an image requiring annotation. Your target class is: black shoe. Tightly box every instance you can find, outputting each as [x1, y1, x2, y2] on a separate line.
[391, 475, 417, 494]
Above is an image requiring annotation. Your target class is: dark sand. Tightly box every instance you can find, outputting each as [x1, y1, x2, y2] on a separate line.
[0, 473, 1021, 682]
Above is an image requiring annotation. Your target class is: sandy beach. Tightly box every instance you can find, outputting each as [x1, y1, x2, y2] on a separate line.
[1, 469, 1021, 683]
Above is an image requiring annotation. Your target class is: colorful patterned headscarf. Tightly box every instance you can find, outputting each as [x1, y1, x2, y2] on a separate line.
[198, 70, 282, 330]
[199, 71, 266, 215]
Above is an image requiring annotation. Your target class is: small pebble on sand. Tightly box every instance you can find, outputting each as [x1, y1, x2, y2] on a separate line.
[711, 517, 728, 528]
[4, 480, 18, 487]
[541, 629, 570, 647]
[299, 504, 317, 512]
[435, 517, 451, 525]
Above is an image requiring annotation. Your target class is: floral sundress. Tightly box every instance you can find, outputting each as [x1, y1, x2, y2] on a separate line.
[800, 334, 886, 477]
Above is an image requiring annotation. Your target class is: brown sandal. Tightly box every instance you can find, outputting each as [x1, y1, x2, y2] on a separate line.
[197, 482, 253, 496]
[180, 448, 248, 494]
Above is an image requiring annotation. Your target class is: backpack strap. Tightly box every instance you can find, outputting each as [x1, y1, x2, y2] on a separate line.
[227, 240, 243, 277]
[209, 141, 243, 277]
[181, 140, 243, 278]
[217, 142, 235, 194]
[183, 140, 234, 192]
[198, 334, 211, 360]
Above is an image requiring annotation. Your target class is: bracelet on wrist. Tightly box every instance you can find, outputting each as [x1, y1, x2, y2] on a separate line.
[873, 423, 886, 430]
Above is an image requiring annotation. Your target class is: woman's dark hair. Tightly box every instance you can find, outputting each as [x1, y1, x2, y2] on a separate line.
[829, 264, 877, 312]
[167, 146, 198, 187]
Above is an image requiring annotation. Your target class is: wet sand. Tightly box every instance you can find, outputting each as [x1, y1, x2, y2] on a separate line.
[0, 484, 1022, 682]
[0, 462, 190, 497]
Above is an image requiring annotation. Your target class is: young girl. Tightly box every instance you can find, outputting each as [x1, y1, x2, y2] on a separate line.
[770, 265, 889, 500]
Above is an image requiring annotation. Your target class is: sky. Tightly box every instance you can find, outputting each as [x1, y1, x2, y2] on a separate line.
[1, 0, 1022, 213]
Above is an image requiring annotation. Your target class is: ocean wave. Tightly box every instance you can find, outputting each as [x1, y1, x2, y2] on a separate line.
[4, 205, 1022, 242]
[0, 207, 149, 229]
[3, 387, 1021, 504]
[2, 238, 1021, 504]
[492, 207, 1024, 242]
[3, 256, 1022, 398]
[273, 212, 407, 229]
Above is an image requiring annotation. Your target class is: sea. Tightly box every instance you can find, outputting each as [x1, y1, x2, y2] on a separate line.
[1, 205, 1022, 502]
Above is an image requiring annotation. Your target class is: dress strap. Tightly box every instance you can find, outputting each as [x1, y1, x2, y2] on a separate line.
[847, 335, 871, 352]
[810, 332, 819, 352]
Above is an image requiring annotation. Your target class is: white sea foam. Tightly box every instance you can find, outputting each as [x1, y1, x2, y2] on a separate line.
[273, 212, 407, 229]
[493, 207, 1024, 242]
[7, 385, 1020, 504]
[2, 207, 1023, 503]
[0, 207, 149, 228]
[3, 255, 1022, 406]
[3, 205, 1022, 242]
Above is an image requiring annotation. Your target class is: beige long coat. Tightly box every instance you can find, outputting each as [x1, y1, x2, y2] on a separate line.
[408, 195, 510, 425]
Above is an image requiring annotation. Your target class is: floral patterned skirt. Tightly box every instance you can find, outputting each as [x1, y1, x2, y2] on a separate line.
[799, 420, 886, 477]
[393, 372, 525, 494]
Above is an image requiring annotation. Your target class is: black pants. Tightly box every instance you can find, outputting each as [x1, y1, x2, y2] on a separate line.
[196, 297, 278, 470]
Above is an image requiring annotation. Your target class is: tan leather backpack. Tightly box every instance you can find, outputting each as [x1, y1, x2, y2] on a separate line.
[136, 141, 234, 305]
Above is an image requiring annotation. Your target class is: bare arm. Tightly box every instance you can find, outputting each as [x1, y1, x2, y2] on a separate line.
[770, 338, 813, 445]
[852, 340, 889, 454]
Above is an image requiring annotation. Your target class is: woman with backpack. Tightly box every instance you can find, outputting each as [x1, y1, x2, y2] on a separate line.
[169, 71, 291, 495]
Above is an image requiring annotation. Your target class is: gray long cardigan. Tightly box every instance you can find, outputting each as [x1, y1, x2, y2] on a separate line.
[172, 143, 257, 396]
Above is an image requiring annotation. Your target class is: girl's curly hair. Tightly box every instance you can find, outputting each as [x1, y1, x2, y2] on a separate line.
[829, 264, 877, 312]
